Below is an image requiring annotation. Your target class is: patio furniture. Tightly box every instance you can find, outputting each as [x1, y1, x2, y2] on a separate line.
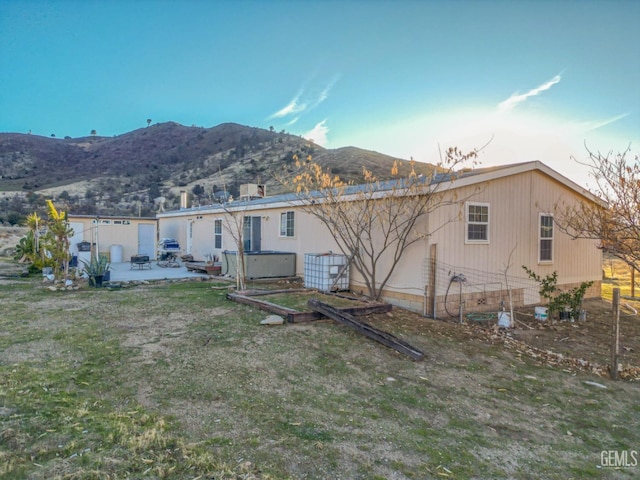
[130, 255, 151, 270]
[157, 239, 181, 268]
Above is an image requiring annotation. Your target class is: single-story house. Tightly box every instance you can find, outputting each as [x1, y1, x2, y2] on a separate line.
[66, 214, 158, 263]
[156, 161, 603, 317]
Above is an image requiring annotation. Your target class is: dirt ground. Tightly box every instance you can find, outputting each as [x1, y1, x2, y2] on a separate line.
[240, 284, 640, 382]
[510, 298, 639, 370]
[367, 296, 640, 381]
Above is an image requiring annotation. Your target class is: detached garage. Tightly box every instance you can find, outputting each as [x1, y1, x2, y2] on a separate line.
[67, 215, 158, 262]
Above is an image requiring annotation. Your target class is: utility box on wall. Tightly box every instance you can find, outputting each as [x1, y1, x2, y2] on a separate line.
[304, 253, 349, 292]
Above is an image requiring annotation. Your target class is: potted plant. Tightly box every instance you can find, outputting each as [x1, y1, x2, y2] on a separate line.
[82, 255, 110, 287]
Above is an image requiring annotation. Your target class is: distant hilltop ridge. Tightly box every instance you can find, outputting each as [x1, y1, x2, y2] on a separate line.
[0, 122, 415, 219]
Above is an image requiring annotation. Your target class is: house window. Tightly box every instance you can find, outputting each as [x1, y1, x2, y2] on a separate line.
[214, 219, 222, 249]
[466, 202, 489, 243]
[280, 211, 295, 237]
[539, 214, 554, 262]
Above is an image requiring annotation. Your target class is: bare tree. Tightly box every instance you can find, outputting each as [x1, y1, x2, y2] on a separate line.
[221, 195, 247, 290]
[280, 147, 482, 301]
[220, 202, 247, 291]
[556, 146, 639, 271]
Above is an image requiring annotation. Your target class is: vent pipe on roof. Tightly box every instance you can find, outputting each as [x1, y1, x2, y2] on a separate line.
[180, 191, 188, 210]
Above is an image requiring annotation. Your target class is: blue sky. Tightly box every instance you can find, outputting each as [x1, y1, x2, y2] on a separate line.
[1, 0, 638, 187]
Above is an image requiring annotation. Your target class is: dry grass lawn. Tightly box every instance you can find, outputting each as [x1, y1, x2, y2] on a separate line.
[0, 270, 638, 479]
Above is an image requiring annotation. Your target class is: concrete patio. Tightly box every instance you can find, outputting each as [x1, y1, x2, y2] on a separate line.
[107, 260, 205, 282]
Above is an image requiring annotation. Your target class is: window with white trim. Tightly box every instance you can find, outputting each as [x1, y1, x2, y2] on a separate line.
[539, 214, 554, 262]
[214, 219, 223, 249]
[280, 211, 295, 237]
[465, 202, 489, 243]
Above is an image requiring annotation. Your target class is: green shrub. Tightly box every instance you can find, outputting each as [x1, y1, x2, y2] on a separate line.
[523, 266, 593, 320]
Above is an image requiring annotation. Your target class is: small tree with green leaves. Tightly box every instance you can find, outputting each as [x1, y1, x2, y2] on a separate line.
[523, 266, 593, 319]
[20, 201, 74, 280]
[23, 212, 53, 272]
[42, 200, 74, 280]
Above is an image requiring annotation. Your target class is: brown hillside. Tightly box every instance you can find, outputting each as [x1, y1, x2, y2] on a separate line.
[0, 122, 413, 220]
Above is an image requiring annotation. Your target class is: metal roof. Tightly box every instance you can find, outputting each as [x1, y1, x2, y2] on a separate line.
[156, 161, 603, 217]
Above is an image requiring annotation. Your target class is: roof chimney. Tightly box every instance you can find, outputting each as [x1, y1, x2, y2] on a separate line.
[180, 191, 188, 209]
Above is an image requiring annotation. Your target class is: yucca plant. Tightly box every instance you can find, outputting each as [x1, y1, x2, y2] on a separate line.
[82, 255, 110, 287]
[14, 230, 36, 262]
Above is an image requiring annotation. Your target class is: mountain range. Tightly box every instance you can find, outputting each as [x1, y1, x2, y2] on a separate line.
[0, 122, 412, 221]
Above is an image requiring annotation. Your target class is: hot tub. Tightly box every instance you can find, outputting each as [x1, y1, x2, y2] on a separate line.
[221, 251, 296, 279]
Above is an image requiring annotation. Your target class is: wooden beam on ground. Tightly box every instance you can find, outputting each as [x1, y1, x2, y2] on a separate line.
[308, 299, 424, 361]
[226, 293, 323, 323]
[227, 291, 393, 324]
[319, 291, 360, 301]
[338, 303, 392, 316]
[227, 292, 296, 317]
[238, 288, 312, 297]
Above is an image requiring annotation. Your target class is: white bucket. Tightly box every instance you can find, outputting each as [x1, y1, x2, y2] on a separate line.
[498, 311, 511, 328]
[534, 306, 548, 321]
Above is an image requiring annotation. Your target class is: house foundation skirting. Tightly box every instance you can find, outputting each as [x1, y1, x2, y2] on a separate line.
[376, 280, 601, 319]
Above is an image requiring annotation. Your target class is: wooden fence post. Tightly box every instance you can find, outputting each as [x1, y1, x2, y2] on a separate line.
[611, 287, 620, 380]
[428, 243, 437, 319]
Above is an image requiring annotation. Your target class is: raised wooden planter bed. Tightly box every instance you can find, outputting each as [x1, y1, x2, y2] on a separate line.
[227, 289, 421, 360]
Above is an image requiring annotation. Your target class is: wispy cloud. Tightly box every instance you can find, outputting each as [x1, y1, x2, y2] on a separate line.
[268, 75, 340, 120]
[309, 74, 340, 110]
[269, 91, 306, 119]
[579, 113, 629, 132]
[286, 116, 300, 126]
[498, 74, 562, 112]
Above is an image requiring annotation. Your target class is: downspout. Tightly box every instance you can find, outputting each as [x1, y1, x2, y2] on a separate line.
[95, 216, 100, 261]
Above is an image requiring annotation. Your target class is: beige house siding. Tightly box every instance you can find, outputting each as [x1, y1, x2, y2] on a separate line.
[67, 215, 158, 262]
[417, 170, 601, 317]
[159, 205, 342, 267]
[428, 171, 601, 280]
[156, 162, 603, 316]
